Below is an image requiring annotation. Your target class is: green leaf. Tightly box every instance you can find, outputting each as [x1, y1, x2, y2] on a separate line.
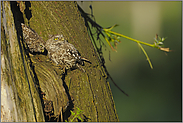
[71, 111, 75, 116]
[78, 116, 83, 121]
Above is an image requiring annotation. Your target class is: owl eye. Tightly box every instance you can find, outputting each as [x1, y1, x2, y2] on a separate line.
[40, 45, 43, 47]
[54, 37, 59, 40]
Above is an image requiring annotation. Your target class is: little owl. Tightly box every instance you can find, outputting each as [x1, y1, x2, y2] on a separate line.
[21, 23, 45, 53]
[45, 34, 89, 72]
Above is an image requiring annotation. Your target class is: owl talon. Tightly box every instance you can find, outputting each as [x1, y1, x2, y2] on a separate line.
[62, 67, 66, 74]
[32, 60, 37, 64]
[46, 59, 50, 62]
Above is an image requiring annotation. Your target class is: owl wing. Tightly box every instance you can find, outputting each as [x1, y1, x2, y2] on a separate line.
[63, 42, 81, 60]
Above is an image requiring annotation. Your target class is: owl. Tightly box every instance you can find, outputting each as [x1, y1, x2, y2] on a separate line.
[21, 23, 45, 53]
[45, 34, 89, 72]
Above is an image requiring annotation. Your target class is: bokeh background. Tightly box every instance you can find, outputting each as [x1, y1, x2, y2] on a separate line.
[78, 1, 182, 122]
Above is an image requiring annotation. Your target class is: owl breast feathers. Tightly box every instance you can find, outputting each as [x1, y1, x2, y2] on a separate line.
[45, 35, 86, 71]
[21, 23, 45, 53]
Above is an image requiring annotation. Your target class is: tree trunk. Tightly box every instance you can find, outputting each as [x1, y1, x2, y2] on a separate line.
[1, 1, 119, 122]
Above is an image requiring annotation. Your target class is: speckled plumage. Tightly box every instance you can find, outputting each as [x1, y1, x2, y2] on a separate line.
[21, 23, 45, 53]
[45, 35, 87, 71]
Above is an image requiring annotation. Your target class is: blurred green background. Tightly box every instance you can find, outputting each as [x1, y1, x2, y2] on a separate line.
[78, 1, 182, 122]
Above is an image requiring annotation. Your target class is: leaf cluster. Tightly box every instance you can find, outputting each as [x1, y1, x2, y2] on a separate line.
[65, 107, 83, 122]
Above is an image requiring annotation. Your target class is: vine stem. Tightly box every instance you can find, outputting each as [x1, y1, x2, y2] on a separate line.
[137, 43, 153, 69]
[103, 29, 154, 69]
[103, 29, 155, 48]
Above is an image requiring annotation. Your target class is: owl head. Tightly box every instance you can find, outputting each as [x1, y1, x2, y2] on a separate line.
[25, 38, 45, 53]
[48, 34, 65, 42]
[45, 34, 66, 50]
[32, 41, 45, 53]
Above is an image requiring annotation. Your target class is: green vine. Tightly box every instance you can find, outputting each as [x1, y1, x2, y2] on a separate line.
[102, 24, 170, 69]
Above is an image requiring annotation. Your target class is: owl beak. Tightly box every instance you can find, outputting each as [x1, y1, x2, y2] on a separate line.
[41, 49, 45, 53]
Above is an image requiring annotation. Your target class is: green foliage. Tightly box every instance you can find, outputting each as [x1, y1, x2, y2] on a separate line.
[65, 107, 83, 122]
[102, 24, 170, 69]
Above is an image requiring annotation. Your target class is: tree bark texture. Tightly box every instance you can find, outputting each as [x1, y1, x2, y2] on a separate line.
[1, 1, 119, 122]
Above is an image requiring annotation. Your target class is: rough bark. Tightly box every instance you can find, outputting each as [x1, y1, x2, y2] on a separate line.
[1, 1, 119, 122]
